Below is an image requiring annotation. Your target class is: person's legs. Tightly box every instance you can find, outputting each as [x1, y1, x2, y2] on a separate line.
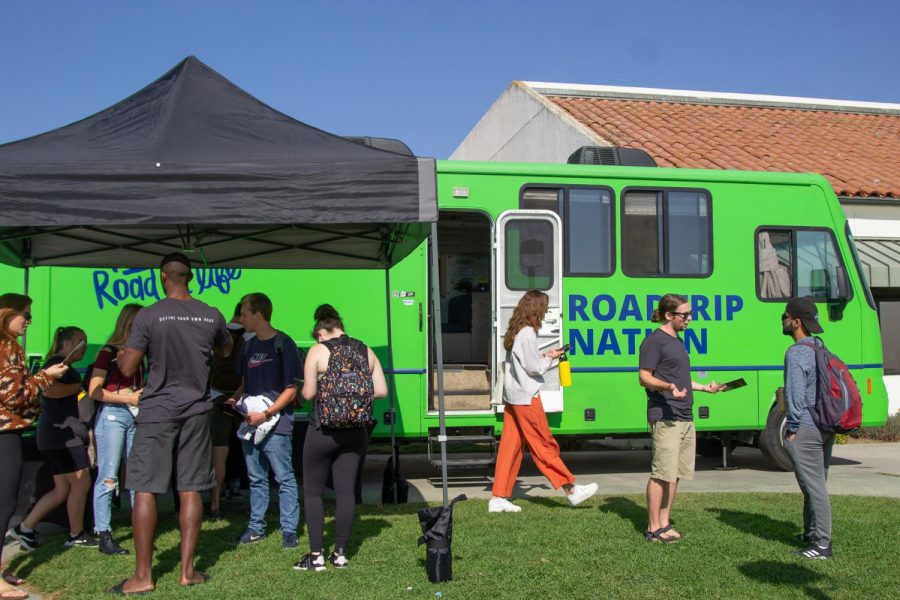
[330, 430, 367, 552]
[210, 446, 228, 513]
[94, 406, 129, 533]
[792, 427, 832, 547]
[263, 433, 299, 536]
[302, 427, 334, 553]
[177, 491, 205, 585]
[123, 491, 157, 593]
[647, 420, 680, 539]
[242, 439, 271, 535]
[22, 471, 71, 530]
[0, 431, 23, 566]
[491, 405, 525, 498]
[512, 397, 577, 491]
[785, 428, 814, 537]
[64, 467, 92, 536]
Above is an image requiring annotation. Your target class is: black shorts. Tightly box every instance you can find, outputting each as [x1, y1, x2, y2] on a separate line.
[42, 445, 90, 475]
[126, 412, 216, 494]
[209, 406, 238, 448]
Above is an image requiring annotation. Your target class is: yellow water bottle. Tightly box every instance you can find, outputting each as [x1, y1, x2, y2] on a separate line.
[559, 353, 572, 387]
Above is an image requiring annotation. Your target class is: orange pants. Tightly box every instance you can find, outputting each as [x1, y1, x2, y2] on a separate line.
[491, 395, 576, 498]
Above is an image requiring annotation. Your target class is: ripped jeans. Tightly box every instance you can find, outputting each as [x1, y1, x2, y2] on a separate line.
[92, 404, 136, 533]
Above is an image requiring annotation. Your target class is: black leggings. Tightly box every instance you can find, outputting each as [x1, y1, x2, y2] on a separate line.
[0, 431, 23, 565]
[302, 425, 368, 553]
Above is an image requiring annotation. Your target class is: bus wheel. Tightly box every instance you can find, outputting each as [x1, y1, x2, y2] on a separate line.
[759, 405, 794, 472]
[696, 436, 735, 457]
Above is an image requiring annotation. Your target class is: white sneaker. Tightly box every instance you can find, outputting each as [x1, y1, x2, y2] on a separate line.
[488, 497, 522, 513]
[566, 482, 598, 506]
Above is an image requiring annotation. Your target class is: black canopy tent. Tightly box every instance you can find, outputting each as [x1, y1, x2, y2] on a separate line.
[0, 56, 454, 505]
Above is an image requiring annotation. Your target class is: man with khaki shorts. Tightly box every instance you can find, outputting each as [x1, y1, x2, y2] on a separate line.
[639, 294, 723, 543]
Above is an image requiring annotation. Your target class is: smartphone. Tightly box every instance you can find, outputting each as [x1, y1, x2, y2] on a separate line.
[721, 378, 747, 392]
[62, 339, 86, 365]
[560, 344, 571, 353]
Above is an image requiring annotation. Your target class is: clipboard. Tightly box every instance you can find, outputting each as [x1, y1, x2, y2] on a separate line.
[721, 378, 747, 392]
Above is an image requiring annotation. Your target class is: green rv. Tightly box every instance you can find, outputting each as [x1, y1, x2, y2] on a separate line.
[8, 157, 887, 471]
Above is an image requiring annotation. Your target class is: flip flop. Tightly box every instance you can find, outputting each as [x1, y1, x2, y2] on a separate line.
[107, 580, 152, 595]
[0, 590, 29, 600]
[1, 574, 24, 587]
[180, 572, 209, 587]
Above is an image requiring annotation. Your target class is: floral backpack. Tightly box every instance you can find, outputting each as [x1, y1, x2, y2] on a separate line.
[316, 336, 374, 428]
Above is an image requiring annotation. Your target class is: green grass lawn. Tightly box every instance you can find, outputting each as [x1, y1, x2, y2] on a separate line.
[9, 493, 900, 599]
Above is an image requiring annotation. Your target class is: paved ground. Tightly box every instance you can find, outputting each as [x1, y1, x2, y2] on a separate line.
[360, 441, 900, 503]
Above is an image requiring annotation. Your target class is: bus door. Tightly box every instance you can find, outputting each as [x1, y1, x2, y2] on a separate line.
[494, 210, 565, 412]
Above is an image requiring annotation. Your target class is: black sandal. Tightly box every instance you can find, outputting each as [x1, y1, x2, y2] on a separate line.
[107, 580, 152, 595]
[646, 527, 680, 543]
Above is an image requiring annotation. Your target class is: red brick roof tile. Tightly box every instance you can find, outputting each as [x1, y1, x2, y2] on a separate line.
[546, 96, 900, 198]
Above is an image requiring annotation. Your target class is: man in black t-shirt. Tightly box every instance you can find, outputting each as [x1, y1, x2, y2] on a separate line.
[112, 253, 232, 594]
[638, 294, 722, 543]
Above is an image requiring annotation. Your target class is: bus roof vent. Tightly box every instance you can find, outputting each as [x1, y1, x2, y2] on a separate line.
[567, 146, 657, 167]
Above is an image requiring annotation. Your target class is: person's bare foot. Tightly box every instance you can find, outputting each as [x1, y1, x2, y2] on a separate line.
[0, 579, 29, 600]
[179, 571, 209, 587]
[1, 572, 25, 587]
[108, 577, 155, 595]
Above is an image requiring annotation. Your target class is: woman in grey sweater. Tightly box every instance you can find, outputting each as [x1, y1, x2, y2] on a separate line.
[489, 290, 598, 513]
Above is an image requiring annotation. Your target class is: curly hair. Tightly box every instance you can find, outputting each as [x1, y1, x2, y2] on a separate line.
[503, 290, 548, 352]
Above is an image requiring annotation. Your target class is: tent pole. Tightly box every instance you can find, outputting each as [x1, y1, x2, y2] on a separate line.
[428, 223, 449, 506]
[22, 265, 30, 352]
[383, 267, 399, 503]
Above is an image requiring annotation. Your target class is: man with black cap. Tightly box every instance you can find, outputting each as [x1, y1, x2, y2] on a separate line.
[781, 296, 834, 560]
[111, 253, 232, 594]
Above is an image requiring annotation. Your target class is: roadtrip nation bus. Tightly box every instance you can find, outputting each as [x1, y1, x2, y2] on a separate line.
[5, 159, 887, 471]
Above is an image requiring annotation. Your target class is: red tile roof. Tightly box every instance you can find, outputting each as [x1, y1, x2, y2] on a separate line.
[545, 95, 900, 198]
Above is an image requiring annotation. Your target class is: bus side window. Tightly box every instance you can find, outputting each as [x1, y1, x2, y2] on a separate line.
[758, 229, 792, 299]
[757, 228, 849, 301]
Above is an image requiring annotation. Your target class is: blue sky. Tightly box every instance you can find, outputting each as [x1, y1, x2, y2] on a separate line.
[1, 0, 897, 159]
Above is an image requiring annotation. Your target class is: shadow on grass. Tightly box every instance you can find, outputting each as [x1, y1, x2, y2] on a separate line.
[707, 508, 796, 544]
[599, 496, 646, 535]
[739, 560, 832, 600]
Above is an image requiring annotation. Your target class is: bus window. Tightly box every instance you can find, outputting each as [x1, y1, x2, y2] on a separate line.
[622, 189, 711, 276]
[505, 219, 553, 290]
[758, 229, 793, 299]
[566, 188, 613, 276]
[756, 227, 850, 301]
[521, 186, 615, 277]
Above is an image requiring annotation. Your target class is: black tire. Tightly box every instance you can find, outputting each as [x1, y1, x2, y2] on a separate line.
[759, 404, 794, 471]
[696, 436, 735, 458]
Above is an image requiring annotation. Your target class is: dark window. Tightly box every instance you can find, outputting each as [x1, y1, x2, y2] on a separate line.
[845, 223, 876, 309]
[756, 227, 851, 301]
[622, 189, 711, 276]
[505, 219, 553, 291]
[521, 186, 614, 276]
[875, 293, 900, 375]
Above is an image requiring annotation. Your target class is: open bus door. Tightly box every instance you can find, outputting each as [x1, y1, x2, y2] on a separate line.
[494, 210, 565, 412]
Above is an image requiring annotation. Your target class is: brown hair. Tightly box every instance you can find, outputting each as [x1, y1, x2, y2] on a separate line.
[503, 290, 548, 352]
[107, 304, 142, 347]
[0, 293, 32, 312]
[47, 326, 86, 360]
[651, 294, 689, 323]
[0, 308, 23, 342]
[311, 305, 343, 339]
[241, 293, 273, 322]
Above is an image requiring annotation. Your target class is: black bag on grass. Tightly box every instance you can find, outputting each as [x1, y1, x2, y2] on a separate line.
[416, 494, 467, 583]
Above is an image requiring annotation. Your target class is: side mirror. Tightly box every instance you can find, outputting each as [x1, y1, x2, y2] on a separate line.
[834, 266, 850, 299]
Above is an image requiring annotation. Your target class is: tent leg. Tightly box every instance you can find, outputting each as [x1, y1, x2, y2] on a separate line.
[22, 261, 30, 352]
[383, 268, 400, 503]
[429, 223, 449, 507]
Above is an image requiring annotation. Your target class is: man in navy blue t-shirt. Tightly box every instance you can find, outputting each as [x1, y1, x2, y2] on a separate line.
[228, 292, 302, 549]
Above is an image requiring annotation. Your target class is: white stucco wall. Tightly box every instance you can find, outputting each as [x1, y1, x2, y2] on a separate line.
[451, 82, 600, 163]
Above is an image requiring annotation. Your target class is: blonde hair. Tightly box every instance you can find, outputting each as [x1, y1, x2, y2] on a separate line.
[107, 304, 142, 347]
[503, 290, 548, 352]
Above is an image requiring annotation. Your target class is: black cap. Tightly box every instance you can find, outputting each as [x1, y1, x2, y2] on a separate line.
[159, 252, 192, 270]
[785, 297, 824, 334]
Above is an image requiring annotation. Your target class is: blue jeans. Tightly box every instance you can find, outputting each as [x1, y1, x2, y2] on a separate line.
[93, 404, 136, 532]
[242, 433, 299, 535]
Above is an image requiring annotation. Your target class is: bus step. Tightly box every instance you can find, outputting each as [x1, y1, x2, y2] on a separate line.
[429, 457, 496, 469]
[428, 434, 496, 444]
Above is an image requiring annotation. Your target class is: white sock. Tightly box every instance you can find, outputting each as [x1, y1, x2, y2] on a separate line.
[19, 524, 34, 533]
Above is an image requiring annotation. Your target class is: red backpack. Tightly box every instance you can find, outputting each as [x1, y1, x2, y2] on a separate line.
[800, 337, 863, 433]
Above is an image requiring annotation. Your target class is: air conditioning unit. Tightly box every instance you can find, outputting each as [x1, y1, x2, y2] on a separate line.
[567, 146, 657, 167]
